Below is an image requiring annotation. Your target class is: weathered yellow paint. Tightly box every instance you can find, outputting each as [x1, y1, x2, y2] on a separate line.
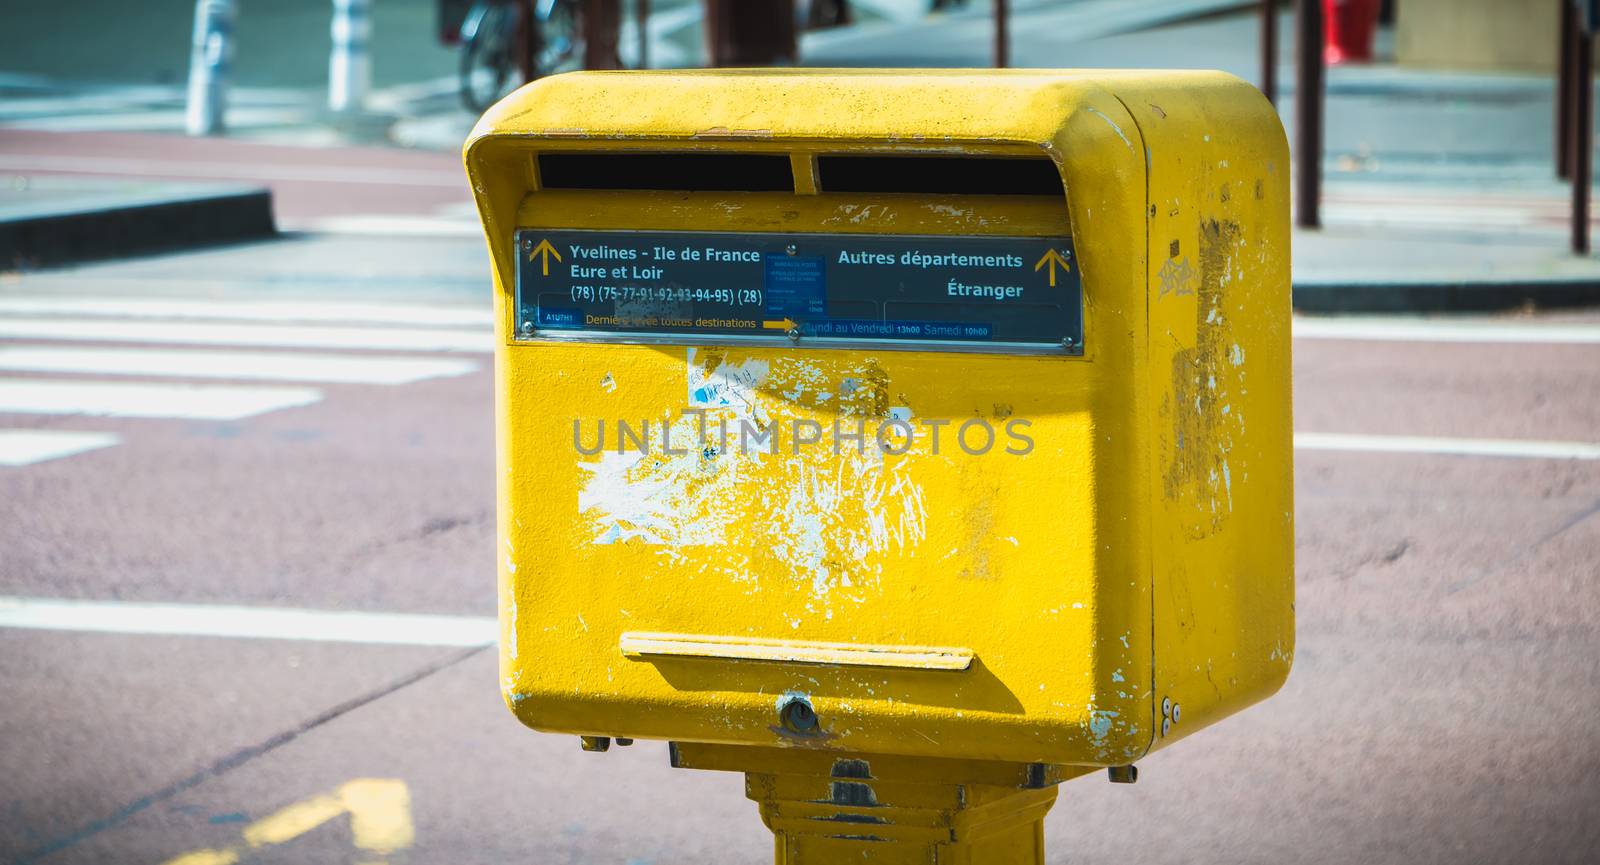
[160, 779, 413, 865]
[466, 66, 1291, 796]
[1131, 86, 1297, 749]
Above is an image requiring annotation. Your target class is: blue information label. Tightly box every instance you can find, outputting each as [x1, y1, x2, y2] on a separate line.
[538, 308, 584, 328]
[515, 229, 1081, 352]
[763, 255, 827, 318]
[806, 320, 992, 340]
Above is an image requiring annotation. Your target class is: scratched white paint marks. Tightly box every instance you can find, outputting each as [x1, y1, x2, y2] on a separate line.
[0, 294, 487, 467]
[575, 348, 928, 607]
[1083, 106, 1135, 151]
[1161, 218, 1249, 537]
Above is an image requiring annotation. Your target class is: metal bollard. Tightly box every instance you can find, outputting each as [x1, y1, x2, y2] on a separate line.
[637, 0, 650, 69]
[329, 0, 372, 113]
[1294, 0, 1324, 229]
[995, 0, 1009, 68]
[184, 0, 236, 136]
[1260, 0, 1277, 106]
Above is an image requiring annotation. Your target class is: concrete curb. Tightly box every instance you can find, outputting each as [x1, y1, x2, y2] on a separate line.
[1293, 278, 1600, 314]
[1, 185, 276, 269]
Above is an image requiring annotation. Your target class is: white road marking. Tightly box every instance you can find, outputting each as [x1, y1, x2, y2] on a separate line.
[0, 429, 121, 466]
[0, 296, 491, 328]
[3, 107, 312, 133]
[297, 215, 484, 237]
[0, 380, 322, 421]
[1294, 317, 1600, 344]
[0, 346, 477, 385]
[0, 596, 495, 647]
[1319, 202, 1540, 230]
[0, 318, 490, 353]
[1296, 432, 1600, 461]
[0, 153, 463, 188]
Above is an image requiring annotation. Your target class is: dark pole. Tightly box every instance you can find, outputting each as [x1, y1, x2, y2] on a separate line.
[1574, 23, 1593, 254]
[995, 0, 1009, 68]
[636, 0, 649, 68]
[1260, 0, 1278, 105]
[1295, 0, 1324, 228]
[583, 0, 621, 69]
[1560, 1, 1576, 179]
[516, 0, 535, 82]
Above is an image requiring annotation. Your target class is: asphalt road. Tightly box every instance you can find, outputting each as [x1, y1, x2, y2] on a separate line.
[2, 136, 1599, 864]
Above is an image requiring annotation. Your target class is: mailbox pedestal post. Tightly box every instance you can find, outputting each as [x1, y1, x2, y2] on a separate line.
[673, 744, 1081, 865]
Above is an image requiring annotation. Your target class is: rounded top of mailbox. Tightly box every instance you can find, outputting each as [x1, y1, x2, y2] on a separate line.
[465, 68, 1258, 155]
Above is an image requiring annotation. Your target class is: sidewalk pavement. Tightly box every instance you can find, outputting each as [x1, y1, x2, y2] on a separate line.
[2, 0, 1598, 310]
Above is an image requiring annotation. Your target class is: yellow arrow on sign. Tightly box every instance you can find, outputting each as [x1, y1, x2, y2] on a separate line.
[161, 779, 413, 865]
[1034, 248, 1071, 287]
[762, 318, 798, 332]
[527, 238, 561, 276]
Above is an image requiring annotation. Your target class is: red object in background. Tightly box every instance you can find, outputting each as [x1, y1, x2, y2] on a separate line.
[1323, 0, 1378, 63]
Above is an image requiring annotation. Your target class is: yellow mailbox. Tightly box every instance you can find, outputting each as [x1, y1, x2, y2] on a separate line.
[466, 69, 1293, 863]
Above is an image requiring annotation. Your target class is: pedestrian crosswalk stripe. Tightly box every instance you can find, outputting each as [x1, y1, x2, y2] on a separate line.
[0, 318, 490, 353]
[2, 107, 312, 134]
[0, 380, 322, 421]
[0, 346, 477, 385]
[0, 296, 491, 328]
[0, 153, 464, 188]
[302, 214, 484, 237]
[0, 596, 496, 647]
[0, 429, 121, 467]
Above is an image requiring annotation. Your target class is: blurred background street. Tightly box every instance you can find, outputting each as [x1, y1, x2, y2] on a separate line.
[2, 1, 1598, 863]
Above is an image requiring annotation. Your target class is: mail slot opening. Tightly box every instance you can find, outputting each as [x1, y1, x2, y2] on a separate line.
[538, 152, 795, 192]
[817, 155, 1065, 196]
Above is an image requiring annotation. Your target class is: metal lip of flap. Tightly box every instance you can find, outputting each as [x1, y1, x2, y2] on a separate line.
[619, 631, 975, 671]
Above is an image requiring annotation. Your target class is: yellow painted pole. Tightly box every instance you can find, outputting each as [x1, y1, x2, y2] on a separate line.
[674, 744, 1080, 864]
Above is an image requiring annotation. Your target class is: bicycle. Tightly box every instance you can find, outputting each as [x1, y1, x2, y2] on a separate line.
[459, 0, 584, 112]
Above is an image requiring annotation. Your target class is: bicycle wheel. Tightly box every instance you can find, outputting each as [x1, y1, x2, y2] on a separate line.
[460, 0, 516, 112]
[531, 0, 583, 78]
